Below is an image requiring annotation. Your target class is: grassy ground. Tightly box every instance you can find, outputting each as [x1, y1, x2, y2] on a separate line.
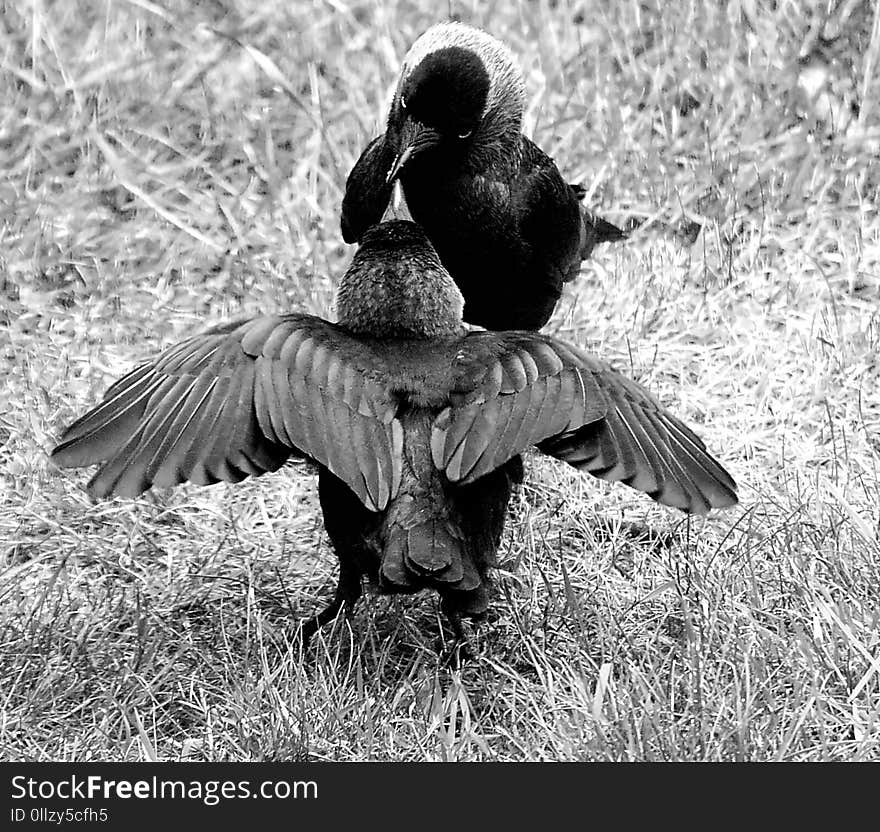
[1, 0, 879, 761]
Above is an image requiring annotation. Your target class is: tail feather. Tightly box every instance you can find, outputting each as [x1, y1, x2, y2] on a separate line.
[380, 532, 415, 588]
[583, 207, 627, 246]
[403, 520, 459, 575]
[376, 433, 518, 622]
[581, 205, 626, 250]
[569, 183, 626, 256]
[381, 515, 485, 597]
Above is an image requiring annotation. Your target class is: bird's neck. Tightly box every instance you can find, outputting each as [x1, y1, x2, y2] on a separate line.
[471, 117, 523, 171]
[336, 253, 465, 339]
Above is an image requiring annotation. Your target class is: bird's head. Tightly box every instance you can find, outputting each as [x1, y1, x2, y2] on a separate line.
[336, 220, 465, 339]
[386, 22, 526, 182]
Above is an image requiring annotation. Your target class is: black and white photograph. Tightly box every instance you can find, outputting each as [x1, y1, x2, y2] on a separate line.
[1, 0, 878, 777]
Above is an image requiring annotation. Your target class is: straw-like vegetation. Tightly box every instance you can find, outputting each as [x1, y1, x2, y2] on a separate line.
[1, 0, 878, 761]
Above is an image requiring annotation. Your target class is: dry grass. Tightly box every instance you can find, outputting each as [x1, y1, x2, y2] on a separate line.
[1, 0, 879, 761]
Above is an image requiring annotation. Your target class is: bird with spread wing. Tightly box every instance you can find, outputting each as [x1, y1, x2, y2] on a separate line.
[52, 222, 736, 643]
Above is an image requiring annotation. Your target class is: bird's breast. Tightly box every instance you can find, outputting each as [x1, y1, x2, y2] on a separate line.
[402, 169, 520, 259]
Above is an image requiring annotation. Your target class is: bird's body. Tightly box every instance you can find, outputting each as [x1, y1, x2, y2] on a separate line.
[318, 416, 522, 627]
[52, 222, 736, 641]
[342, 22, 624, 330]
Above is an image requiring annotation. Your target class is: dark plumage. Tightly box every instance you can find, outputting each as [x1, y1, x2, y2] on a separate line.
[51, 221, 736, 643]
[342, 22, 625, 331]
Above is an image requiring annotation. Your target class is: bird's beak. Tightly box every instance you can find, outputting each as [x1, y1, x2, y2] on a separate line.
[386, 120, 441, 183]
[381, 180, 414, 223]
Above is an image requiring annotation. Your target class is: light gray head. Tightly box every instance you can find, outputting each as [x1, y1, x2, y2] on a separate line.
[336, 221, 465, 339]
[385, 22, 527, 181]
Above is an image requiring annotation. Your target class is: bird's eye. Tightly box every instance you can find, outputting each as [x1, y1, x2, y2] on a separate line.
[458, 129, 473, 139]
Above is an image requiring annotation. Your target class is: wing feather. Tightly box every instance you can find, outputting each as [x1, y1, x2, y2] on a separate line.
[52, 315, 405, 510]
[433, 332, 737, 514]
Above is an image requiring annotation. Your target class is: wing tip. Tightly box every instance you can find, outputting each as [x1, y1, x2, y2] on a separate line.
[49, 440, 105, 470]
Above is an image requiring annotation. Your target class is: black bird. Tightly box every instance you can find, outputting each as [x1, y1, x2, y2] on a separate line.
[51, 221, 736, 642]
[341, 22, 625, 331]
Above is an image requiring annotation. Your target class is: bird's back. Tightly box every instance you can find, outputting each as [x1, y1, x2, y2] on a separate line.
[323, 405, 520, 618]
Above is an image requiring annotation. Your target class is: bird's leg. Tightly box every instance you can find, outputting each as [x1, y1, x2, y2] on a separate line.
[438, 597, 474, 665]
[301, 560, 363, 646]
[441, 601, 466, 641]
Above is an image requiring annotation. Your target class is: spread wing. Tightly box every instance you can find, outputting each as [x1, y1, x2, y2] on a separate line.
[51, 315, 404, 511]
[341, 134, 396, 244]
[431, 332, 737, 514]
